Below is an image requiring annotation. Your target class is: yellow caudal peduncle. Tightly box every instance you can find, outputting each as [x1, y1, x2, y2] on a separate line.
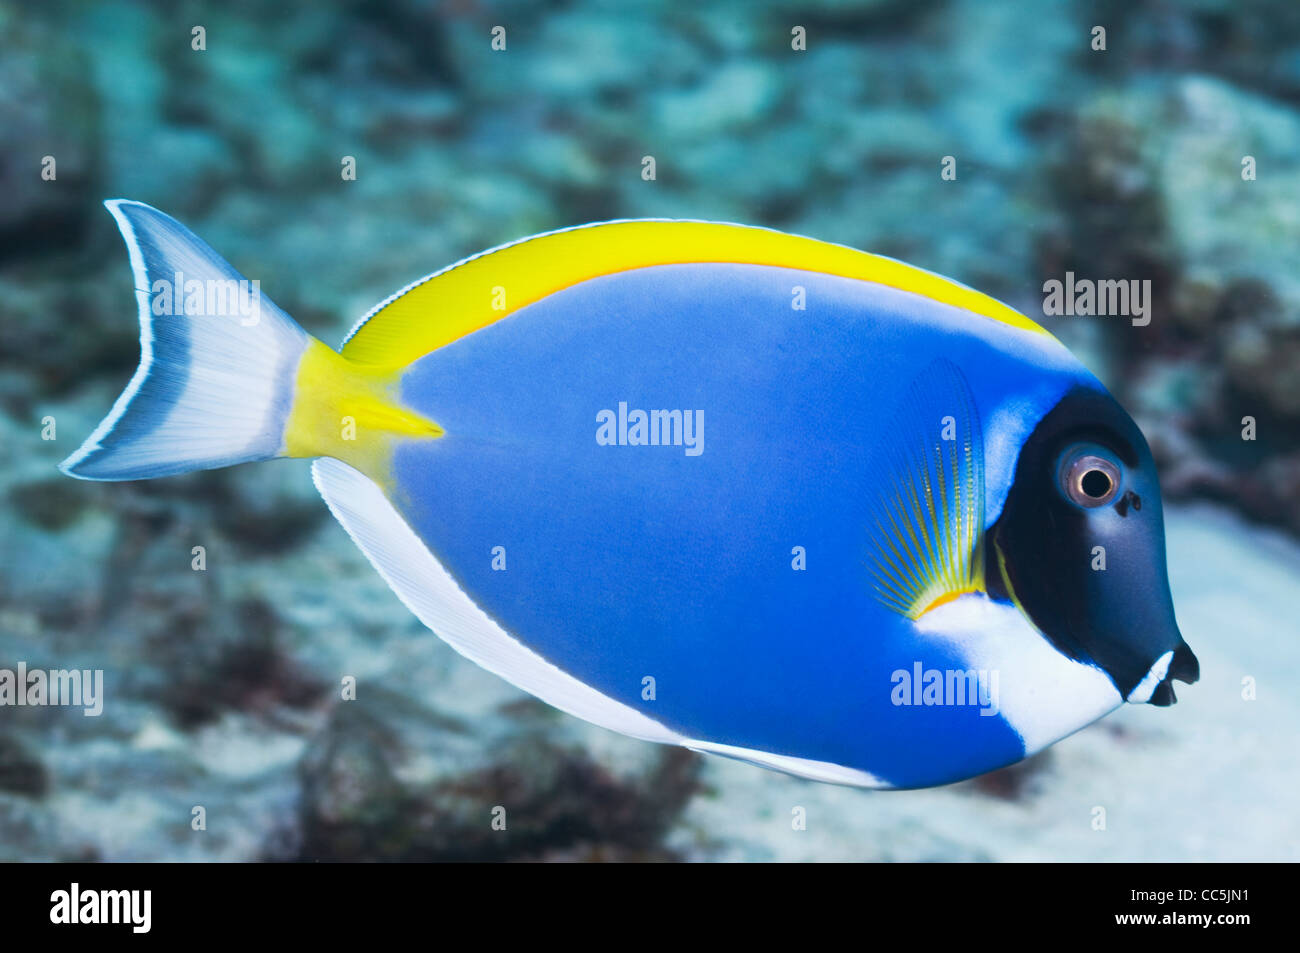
[283, 338, 443, 485]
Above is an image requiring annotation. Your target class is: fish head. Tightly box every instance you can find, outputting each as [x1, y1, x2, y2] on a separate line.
[991, 385, 1199, 706]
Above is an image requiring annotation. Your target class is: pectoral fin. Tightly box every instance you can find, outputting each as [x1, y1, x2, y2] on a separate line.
[864, 358, 986, 619]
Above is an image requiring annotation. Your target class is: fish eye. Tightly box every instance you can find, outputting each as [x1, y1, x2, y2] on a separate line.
[1059, 447, 1121, 508]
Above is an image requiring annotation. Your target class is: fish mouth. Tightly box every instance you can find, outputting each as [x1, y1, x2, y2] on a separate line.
[1127, 641, 1200, 706]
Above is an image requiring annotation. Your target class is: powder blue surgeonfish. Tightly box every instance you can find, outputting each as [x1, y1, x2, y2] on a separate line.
[62, 201, 1199, 789]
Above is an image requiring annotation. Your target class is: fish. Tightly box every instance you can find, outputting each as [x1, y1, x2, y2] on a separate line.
[61, 200, 1199, 790]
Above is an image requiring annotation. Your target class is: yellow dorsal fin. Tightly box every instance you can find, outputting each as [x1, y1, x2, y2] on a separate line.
[340, 220, 1050, 368]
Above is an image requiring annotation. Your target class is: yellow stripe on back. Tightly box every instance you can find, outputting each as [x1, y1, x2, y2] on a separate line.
[340, 220, 1050, 368]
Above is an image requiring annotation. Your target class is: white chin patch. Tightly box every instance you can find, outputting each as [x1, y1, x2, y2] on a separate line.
[914, 594, 1123, 755]
[1125, 649, 1175, 705]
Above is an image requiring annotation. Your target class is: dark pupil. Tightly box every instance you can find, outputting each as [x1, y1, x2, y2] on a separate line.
[1080, 469, 1112, 499]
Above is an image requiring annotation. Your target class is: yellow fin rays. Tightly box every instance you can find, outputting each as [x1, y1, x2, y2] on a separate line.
[864, 359, 986, 619]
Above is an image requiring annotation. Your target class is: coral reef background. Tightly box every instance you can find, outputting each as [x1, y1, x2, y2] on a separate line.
[1, 0, 1297, 860]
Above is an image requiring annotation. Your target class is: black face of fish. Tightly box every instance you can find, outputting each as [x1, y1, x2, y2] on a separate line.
[989, 387, 1200, 704]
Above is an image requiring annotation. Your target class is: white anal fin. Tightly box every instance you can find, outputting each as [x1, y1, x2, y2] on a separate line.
[684, 739, 889, 788]
[310, 458, 682, 745]
[313, 459, 899, 787]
